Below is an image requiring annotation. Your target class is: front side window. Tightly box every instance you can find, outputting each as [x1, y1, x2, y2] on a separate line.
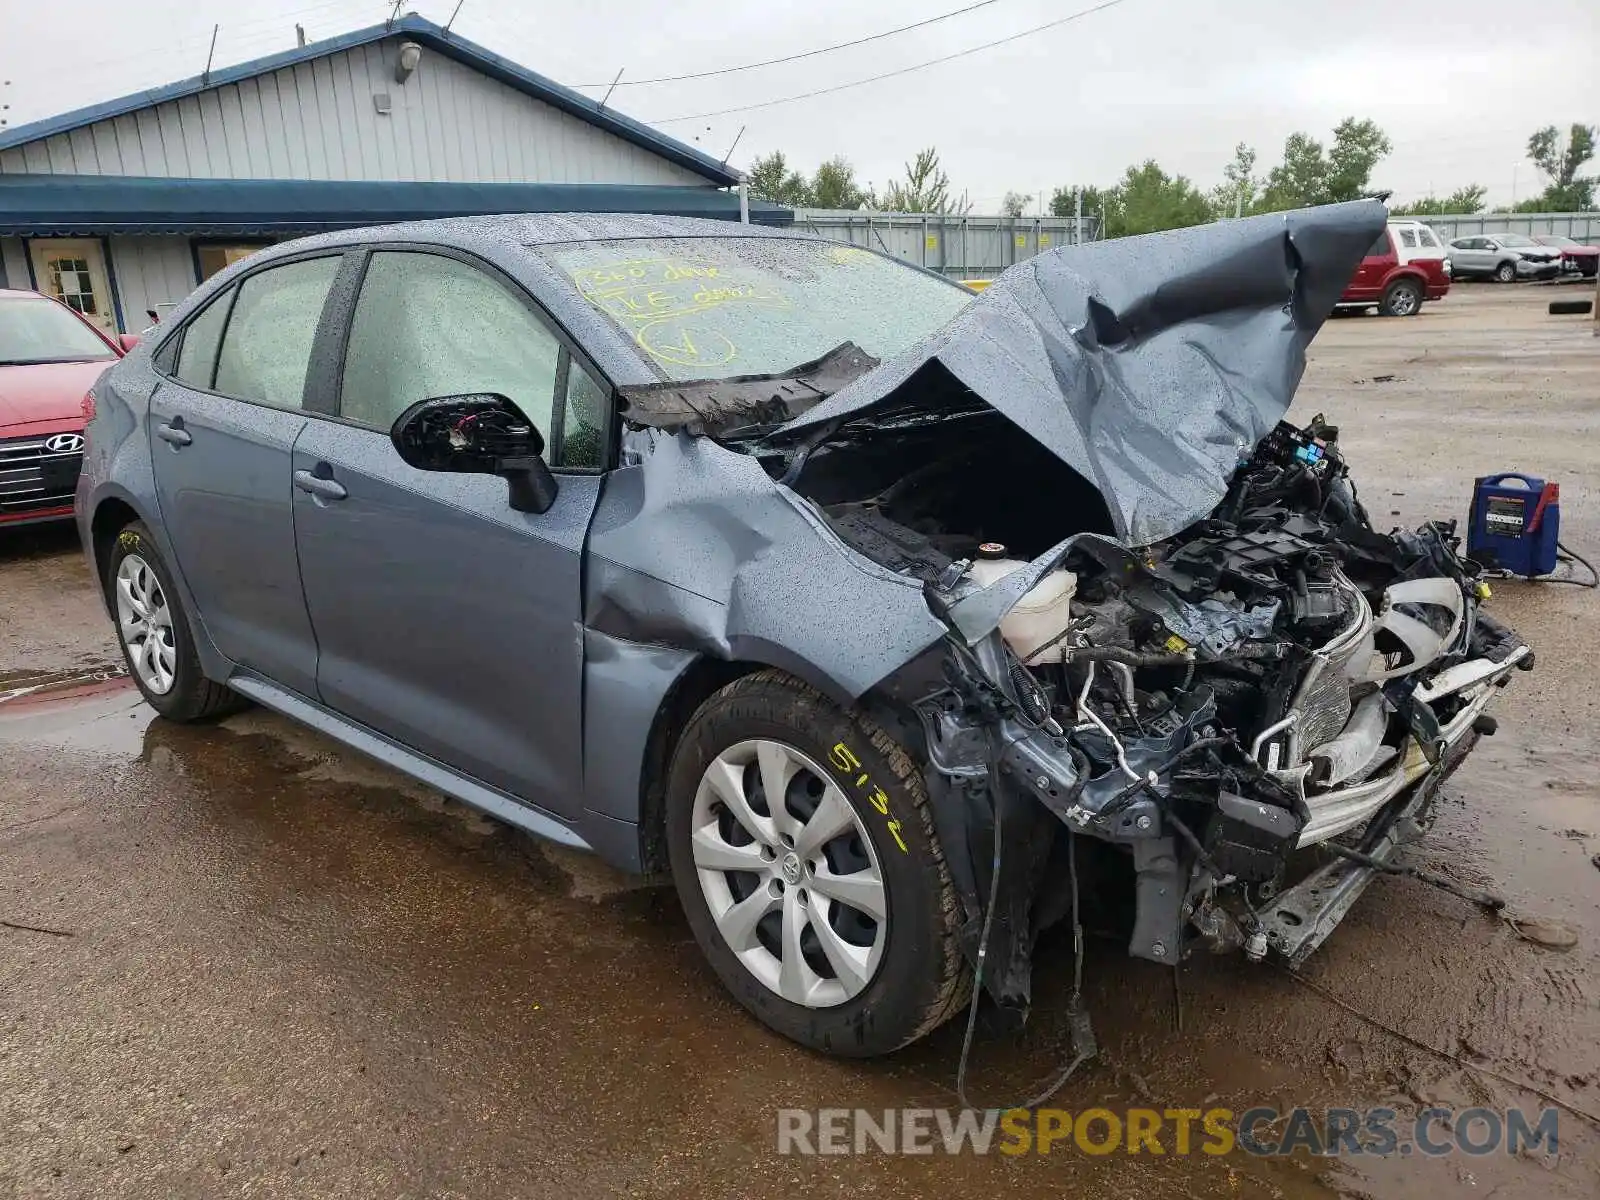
[0, 295, 115, 365]
[340, 251, 562, 445]
[543, 237, 973, 383]
[213, 256, 340, 409]
[173, 287, 234, 389]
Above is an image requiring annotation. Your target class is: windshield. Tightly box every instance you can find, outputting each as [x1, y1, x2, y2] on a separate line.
[1497, 234, 1538, 248]
[543, 237, 973, 382]
[0, 295, 115, 365]
[1534, 235, 1575, 246]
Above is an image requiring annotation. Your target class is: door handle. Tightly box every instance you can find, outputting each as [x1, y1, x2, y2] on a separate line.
[156, 419, 192, 447]
[293, 467, 347, 502]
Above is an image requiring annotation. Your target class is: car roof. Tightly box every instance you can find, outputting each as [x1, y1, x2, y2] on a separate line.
[153, 214, 849, 391]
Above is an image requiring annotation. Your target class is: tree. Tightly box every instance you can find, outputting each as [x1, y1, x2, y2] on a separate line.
[1325, 117, 1392, 202]
[1258, 132, 1330, 211]
[809, 156, 873, 210]
[1048, 166, 1208, 239]
[1391, 185, 1487, 216]
[1209, 142, 1259, 218]
[1001, 191, 1030, 217]
[1109, 161, 1213, 237]
[1526, 124, 1596, 211]
[1257, 119, 1391, 211]
[746, 151, 811, 207]
[882, 147, 953, 213]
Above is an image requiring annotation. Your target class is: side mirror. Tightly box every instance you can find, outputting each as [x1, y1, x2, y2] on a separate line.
[390, 393, 559, 514]
[117, 333, 141, 353]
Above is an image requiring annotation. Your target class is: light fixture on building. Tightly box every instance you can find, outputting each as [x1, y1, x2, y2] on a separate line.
[395, 42, 423, 84]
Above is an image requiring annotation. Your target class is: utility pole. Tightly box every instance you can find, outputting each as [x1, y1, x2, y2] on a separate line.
[1074, 187, 1083, 245]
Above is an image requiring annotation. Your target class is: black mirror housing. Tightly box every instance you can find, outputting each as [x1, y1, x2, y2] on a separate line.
[390, 393, 559, 514]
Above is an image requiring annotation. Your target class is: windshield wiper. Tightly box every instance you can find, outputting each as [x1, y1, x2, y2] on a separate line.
[618, 342, 879, 438]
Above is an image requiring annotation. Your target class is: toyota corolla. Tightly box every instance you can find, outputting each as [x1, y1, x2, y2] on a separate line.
[76, 204, 1528, 1057]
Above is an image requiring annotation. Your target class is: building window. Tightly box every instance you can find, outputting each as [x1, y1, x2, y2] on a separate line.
[195, 242, 272, 281]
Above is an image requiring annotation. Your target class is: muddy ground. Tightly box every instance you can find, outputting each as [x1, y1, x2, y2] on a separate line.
[1, 284, 1596, 1199]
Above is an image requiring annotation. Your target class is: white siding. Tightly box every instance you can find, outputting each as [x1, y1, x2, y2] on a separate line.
[108, 237, 198, 330]
[0, 39, 709, 187]
[1, 238, 29, 290]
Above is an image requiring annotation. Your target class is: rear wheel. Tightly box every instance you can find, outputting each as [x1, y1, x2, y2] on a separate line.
[1379, 278, 1422, 317]
[1494, 260, 1517, 283]
[665, 670, 967, 1056]
[105, 521, 242, 722]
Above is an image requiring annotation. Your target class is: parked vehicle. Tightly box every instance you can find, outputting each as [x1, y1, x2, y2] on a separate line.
[0, 288, 130, 527]
[1531, 234, 1600, 278]
[76, 208, 1527, 1057]
[1446, 233, 1563, 282]
[1336, 221, 1450, 316]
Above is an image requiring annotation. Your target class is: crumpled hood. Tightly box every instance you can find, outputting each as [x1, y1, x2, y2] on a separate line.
[784, 200, 1387, 546]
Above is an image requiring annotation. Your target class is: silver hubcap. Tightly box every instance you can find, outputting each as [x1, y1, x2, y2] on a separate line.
[114, 553, 176, 695]
[691, 739, 887, 1008]
[1390, 288, 1417, 314]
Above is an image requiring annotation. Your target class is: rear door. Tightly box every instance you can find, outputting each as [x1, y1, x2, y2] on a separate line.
[1346, 229, 1395, 301]
[147, 253, 343, 696]
[290, 246, 611, 817]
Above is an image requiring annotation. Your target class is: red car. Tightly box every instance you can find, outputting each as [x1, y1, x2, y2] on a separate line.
[0, 288, 132, 527]
[1532, 234, 1600, 278]
[1337, 221, 1451, 317]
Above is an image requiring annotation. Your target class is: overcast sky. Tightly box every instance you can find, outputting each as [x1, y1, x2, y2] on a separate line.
[3, 0, 1596, 211]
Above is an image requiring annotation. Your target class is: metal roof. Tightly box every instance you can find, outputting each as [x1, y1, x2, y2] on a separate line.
[0, 14, 741, 187]
[0, 175, 790, 237]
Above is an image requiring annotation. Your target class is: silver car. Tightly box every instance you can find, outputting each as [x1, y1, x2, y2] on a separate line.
[76, 207, 1527, 1059]
[1446, 233, 1563, 282]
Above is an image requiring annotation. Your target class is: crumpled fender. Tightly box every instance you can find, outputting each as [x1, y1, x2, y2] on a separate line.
[584, 432, 948, 702]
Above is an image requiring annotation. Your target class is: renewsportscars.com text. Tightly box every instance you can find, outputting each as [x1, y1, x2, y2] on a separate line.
[775, 1106, 1560, 1157]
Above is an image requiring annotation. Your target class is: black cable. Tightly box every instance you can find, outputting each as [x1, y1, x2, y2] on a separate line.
[955, 781, 1096, 1112]
[1549, 540, 1599, 588]
[650, 0, 1131, 124]
[573, 0, 1005, 87]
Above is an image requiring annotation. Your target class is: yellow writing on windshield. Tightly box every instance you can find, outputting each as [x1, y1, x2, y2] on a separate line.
[569, 255, 790, 370]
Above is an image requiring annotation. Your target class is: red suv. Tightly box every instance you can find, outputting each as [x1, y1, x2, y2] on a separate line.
[1337, 221, 1451, 317]
[0, 289, 130, 527]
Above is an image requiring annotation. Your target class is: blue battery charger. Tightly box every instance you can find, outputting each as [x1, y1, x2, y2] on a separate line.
[1467, 473, 1561, 578]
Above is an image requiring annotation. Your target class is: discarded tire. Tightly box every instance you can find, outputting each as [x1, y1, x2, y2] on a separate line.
[1549, 299, 1593, 315]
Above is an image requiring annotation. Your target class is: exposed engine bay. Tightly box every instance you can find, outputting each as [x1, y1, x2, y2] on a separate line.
[783, 409, 1531, 1021]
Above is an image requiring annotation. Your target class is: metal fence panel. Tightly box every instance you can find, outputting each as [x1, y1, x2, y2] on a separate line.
[791, 209, 1098, 278]
[1403, 212, 1600, 241]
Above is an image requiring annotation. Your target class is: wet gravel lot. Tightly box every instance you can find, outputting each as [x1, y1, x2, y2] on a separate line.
[2, 285, 1597, 1198]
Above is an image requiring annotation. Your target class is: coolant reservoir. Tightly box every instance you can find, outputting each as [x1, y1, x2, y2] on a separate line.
[967, 543, 1077, 664]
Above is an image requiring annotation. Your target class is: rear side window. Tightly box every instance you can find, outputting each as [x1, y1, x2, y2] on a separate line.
[1398, 228, 1418, 248]
[173, 288, 234, 389]
[1419, 228, 1440, 248]
[1368, 231, 1393, 257]
[213, 256, 340, 409]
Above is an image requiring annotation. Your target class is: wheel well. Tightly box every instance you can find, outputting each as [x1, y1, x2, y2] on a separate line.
[90, 498, 140, 595]
[1386, 272, 1423, 293]
[636, 657, 766, 875]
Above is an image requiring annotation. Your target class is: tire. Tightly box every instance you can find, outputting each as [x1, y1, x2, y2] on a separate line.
[665, 669, 967, 1056]
[1494, 260, 1517, 283]
[104, 521, 242, 722]
[1379, 278, 1422, 317]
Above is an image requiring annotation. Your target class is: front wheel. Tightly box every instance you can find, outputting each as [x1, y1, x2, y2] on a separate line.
[665, 670, 967, 1056]
[1379, 278, 1422, 317]
[1494, 260, 1517, 283]
[105, 521, 242, 722]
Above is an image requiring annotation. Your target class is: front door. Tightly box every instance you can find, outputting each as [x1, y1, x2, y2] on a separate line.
[29, 238, 116, 334]
[148, 253, 344, 697]
[292, 248, 608, 818]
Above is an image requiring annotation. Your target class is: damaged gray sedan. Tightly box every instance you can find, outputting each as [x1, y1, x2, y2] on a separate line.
[78, 201, 1529, 1057]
